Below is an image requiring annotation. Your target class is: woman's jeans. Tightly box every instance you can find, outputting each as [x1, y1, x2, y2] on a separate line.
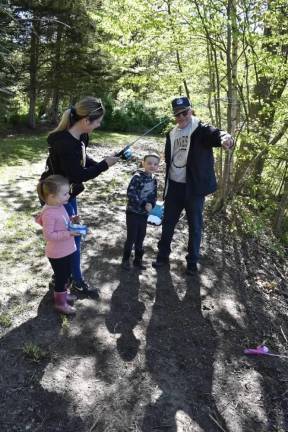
[64, 198, 82, 282]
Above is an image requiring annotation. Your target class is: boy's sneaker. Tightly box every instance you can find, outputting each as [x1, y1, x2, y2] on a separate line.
[185, 263, 198, 275]
[71, 280, 99, 299]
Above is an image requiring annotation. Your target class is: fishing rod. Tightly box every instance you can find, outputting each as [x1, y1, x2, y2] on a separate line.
[115, 117, 169, 159]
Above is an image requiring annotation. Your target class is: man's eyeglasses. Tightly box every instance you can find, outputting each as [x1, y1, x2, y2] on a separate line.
[174, 109, 189, 118]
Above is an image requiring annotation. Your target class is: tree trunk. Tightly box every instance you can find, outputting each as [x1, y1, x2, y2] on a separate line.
[49, 22, 63, 124]
[273, 171, 288, 236]
[233, 1, 288, 191]
[213, 0, 238, 211]
[27, 17, 40, 129]
[166, 0, 190, 98]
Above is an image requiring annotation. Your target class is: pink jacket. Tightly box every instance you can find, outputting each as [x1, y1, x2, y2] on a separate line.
[35, 205, 76, 259]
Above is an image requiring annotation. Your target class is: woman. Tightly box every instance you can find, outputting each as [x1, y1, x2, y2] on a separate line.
[41, 96, 119, 298]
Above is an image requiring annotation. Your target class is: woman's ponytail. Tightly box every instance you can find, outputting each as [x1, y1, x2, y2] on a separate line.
[48, 96, 104, 136]
[37, 180, 45, 202]
[48, 109, 71, 135]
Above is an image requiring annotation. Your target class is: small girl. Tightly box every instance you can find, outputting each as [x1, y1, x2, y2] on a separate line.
[36, 175, 80, 315]
[122, 153, 160, 270]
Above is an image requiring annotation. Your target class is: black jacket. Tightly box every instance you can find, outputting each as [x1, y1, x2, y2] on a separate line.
[164, 122, 223, 197]
[41, 130, 108, 197]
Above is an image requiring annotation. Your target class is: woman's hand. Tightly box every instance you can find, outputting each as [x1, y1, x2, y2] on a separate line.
[105, 154, 119, 167]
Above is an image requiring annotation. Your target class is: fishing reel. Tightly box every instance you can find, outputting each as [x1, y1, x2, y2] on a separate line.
[115, 146, 132, 160]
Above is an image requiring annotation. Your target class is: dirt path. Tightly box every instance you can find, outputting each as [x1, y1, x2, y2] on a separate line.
[0, 138, 287, 432]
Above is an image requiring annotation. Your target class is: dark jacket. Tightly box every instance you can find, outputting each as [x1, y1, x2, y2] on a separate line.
[127, 170, 157, 215]
[164, 122, 223, 197]
[41, 130, 108, 198]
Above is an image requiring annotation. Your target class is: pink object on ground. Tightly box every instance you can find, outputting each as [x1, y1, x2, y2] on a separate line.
[244, 345, 269, 355]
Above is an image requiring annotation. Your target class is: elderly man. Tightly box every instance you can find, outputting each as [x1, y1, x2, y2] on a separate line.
[152, 96, 234, 275]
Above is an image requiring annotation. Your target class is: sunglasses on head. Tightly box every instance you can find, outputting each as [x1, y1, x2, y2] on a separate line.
[174, 109, 189, 118]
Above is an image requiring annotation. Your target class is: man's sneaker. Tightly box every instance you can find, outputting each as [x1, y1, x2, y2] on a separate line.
[152, 258, 170, 269]
[185, 263, 198, 275]
[71, 280, 99, 299]
[133, 261, 146, 270]
[121, 259, 131, 271]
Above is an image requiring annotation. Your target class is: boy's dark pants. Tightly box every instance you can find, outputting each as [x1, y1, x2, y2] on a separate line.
[123, 212, 148, 259]
[157, 180, 205, 265]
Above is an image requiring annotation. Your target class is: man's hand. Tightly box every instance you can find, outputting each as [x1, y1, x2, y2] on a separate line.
[145, 203, 152, 212]
[221, 134, 234, 150]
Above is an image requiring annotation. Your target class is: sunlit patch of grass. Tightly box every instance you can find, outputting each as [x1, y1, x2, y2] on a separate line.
[0, 133, 47, 168]
[61, 315, 70, 334]
[0, 313, 12, 328]
[0, 212, 39, 261]
[91, 130, 161, 150]
[91, 130, 138, 148]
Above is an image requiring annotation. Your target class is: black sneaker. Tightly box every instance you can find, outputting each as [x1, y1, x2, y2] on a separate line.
[133, 260, 146, 270]
[121, 260, 131, 271]
[152, 258, 170, 269]
[71, 280, 99, 299]
[185, 263, 198, 275]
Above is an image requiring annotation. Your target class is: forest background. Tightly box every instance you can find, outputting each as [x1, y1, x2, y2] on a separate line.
[0, 0, 287, 245]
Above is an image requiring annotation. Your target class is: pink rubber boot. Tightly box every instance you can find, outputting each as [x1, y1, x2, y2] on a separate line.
[64, 284, 77, 304]
[54, 291, 76, 315]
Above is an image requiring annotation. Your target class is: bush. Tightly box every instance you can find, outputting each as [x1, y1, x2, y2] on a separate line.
[101, 99, 167, 134]
[8, 112, 29, 127]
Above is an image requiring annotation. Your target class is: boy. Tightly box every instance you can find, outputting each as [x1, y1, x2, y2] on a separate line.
[122, 153, 160, 270]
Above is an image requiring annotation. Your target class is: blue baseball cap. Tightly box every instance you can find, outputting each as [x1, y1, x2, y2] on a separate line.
[171, 96, 191, 113]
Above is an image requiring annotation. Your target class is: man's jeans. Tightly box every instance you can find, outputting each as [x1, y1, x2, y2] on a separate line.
[157, 180, 205, 264]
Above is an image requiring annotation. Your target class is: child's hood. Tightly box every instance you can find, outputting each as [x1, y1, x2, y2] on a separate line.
[34, 205, 63, 226]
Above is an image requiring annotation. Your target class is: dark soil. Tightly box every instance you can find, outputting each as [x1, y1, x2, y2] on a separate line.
[0, 137, 287, 432]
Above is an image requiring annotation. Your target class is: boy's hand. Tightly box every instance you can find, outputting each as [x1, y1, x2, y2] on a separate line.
[70, 231, 81, 237]
[71, 215, 80, 224]
[145, 203, 152, 212]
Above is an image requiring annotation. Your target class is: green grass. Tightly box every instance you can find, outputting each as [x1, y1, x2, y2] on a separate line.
[23, 342, 47, 363]
[0, 133, 48, 167]
[0, 129, 160, 170]
[0, 313, 12, 328]
[91, 129, 161, 150]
